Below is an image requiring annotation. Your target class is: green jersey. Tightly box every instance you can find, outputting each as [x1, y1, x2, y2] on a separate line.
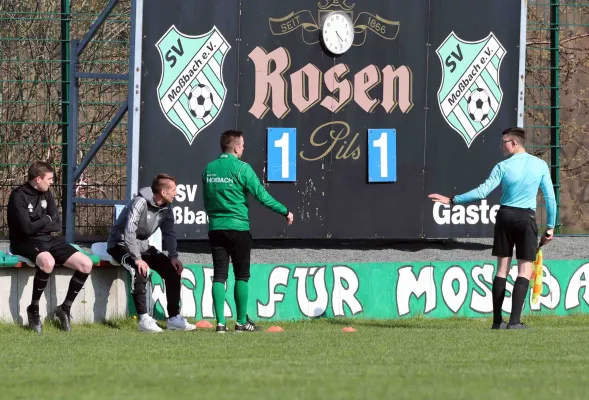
[202, 153, 289, 231]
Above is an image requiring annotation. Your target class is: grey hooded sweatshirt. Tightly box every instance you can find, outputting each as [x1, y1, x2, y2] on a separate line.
[107, 187, 178, 260]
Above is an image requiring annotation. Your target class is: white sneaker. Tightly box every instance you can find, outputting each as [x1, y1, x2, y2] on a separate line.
[167, 314, 196, 331]
[138, 316, 163, 333]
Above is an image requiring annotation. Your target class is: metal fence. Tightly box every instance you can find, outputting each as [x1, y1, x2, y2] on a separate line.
[525, 1, 589, 234]
[0, 0, 130, 240]
[1, 0, 588, 238]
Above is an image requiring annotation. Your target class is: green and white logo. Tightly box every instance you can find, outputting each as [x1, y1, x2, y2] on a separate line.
[156, 25, 230, 145]
[436, 32, 506, 148]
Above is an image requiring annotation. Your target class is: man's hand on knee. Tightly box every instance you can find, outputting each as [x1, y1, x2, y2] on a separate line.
[136, 259, 150, 277]
[170, 258, 184, 276]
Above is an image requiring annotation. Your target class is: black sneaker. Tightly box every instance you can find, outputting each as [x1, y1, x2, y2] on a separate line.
[26, 306, 42, 334]
[216, 324, 228, 333]
[235, 320, 261, 332]
[491, 321, 508, 330]
[507, 322, 529, 330]
[54, 305, 72, 332]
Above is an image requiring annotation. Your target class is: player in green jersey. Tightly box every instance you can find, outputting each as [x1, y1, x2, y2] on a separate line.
[202, 130, 293, 332]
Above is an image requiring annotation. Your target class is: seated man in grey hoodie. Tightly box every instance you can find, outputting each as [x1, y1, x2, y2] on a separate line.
[107, 173, 195, 332]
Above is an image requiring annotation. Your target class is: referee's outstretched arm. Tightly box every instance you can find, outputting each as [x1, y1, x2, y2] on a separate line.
[426, 163, 502, 209]
[452, 164, 503, 204]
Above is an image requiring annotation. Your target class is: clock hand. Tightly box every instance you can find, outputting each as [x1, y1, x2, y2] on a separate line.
[336, 31, 344, 43]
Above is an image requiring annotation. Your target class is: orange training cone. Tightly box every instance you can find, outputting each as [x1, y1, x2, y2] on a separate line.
[266, 326, 284, 332]
[196, 320, 214, 329]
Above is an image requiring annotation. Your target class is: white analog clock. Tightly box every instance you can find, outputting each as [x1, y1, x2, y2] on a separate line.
[321, 11, 354, 55]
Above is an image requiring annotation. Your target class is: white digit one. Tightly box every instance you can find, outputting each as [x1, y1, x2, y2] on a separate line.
[373, 131, 388, 178]
[274, 132, 289, 178]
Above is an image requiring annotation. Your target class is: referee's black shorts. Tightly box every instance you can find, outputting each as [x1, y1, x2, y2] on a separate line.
[492, 205, 538, 261]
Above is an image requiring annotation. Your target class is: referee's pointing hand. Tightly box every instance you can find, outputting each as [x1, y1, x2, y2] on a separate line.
[428, 193, 451, 205]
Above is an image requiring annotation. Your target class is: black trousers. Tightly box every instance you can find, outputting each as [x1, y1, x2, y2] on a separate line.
[208, 230, 252, 283]
[107, 245, 180, 317]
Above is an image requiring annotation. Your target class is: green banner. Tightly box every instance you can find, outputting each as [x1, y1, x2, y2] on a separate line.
[132, 260, 589, 321]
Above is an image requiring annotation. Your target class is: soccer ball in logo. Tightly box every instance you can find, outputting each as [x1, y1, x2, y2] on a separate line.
[467, 88, 491, 122]
[188, 84, 213, 119]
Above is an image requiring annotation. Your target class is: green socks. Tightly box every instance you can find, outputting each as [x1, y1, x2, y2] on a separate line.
[213, 280, 249, 326]
[235, 280, 249, 325]
[212, 282, 226, 325]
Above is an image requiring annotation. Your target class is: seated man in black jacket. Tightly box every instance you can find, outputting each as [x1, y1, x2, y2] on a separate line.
[7, 161, 93, 333]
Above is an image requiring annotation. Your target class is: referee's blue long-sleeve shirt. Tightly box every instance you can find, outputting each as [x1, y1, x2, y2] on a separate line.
[454, 152, 557, 228]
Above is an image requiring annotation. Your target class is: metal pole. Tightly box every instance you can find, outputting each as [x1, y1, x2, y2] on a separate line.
[127, 0, 144, 201]
[516, 0, 527, 128]
[65, 40, 79, 243]
[550, 1, 561, 234]
[60, 0, 70, 233]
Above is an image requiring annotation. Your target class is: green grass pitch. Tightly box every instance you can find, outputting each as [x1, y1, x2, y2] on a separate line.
[1, 316, 589, 399]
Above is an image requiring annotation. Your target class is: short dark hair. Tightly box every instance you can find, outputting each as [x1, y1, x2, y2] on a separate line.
[151, 173, 176, 193]
[501, 127, 526, 145]
[220, 130, 243, 152]
[27, 161, 54, 181]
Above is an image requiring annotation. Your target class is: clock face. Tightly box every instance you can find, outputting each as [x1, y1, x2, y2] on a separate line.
[321, 11, 354, 55]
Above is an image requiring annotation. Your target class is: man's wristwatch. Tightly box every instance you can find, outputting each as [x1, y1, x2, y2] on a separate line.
[449, 196, 455, 205]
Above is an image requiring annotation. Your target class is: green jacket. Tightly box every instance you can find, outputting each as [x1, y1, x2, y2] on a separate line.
[202, 153, 289, 231]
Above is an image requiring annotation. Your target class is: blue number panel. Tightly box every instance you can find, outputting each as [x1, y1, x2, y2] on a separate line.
[267, 128, 297, 182]
[368, 129, 397, 182]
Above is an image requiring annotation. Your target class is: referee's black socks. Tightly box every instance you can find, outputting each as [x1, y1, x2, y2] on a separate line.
[492, 276, 507, 324]
[509, 276, 530, 325]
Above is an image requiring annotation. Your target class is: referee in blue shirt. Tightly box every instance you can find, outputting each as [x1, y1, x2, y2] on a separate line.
[429, 127, 556, 329]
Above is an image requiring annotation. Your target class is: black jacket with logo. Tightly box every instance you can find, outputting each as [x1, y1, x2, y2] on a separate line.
[7, 183, 61, 243]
